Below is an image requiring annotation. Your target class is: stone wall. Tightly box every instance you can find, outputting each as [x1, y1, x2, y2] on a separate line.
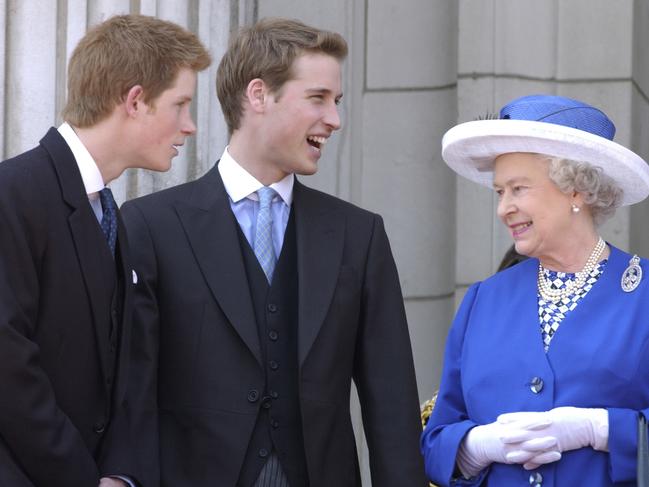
[0, 1, 644, 484]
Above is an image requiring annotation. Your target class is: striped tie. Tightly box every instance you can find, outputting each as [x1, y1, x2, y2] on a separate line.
[253, 453, 289, 487]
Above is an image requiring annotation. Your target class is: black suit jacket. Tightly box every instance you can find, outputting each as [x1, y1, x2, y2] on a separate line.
[122, 163, 427, 487]
[0, 128, 138, 486]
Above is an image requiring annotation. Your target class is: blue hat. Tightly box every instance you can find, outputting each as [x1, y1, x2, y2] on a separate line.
[500, 95, 616, 140]
[442, 94, 649, 206]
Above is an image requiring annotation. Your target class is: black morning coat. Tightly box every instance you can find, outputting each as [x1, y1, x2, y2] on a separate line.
[0, 128, 138, 486]
[122, 162, 428, 487]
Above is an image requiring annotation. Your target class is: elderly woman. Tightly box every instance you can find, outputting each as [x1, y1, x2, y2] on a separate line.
[421, 94, 649, 486]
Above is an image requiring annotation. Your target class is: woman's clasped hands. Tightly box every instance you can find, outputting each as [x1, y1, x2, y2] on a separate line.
[457, 407, 609, 477]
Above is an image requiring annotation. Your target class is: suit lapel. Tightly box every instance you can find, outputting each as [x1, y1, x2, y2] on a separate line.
[113, 214, 133, 404]
[293, 181, 345, 365]
[40, 128, 111, 382]
[175, 165, 262, 366]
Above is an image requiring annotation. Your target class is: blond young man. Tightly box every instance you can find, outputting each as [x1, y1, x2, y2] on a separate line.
[123, 18, 427, 487]
[0, 14, 209, 487]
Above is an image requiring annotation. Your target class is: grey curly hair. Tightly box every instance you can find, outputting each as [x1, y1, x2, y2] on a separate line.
[546, 157, 623, 226]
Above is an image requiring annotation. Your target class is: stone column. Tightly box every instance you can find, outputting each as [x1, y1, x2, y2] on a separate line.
[630, 0, 649, 255]
[0, 0, 6, 158]
[5, 0, 58, 157]
[363, 0, 458, 403]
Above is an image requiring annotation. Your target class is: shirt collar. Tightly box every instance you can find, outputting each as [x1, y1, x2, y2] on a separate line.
[218, 147, 294, 206]
[58, 122, 105, 197]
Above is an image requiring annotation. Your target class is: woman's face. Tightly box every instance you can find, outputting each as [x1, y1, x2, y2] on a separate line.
[493, 152, 575, 260]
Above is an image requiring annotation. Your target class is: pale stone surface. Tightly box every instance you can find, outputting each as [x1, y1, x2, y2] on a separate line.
[406, 297, 456, 402]
[633, 0, 649, 98]
[629, 89, 649, 255]
[557, 0, 633, 79]
[0, 0, 5, 158]
[362, 90, 457, 297]
[139, 0, 157, 15]
[87, 0, 129, 24]
[0, 5, 647, 486]
[492, 1, 557, 79]
[62, 0, 90, 123]
[157, 0, 190, 25]
[460, 0, 564, 79]
[196, 0, 234, 174]
[458, 0, 494, 74]
[257, 0, 349, 32]
[349, 384, 370, 485]
[6, 0, 58, 157]
[456, 176, 497, 284]
[367, 0, 457, 89]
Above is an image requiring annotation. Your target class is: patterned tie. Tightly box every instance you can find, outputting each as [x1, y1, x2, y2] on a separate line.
[99, 187, 118, 256]
[253, 187, 277, 283]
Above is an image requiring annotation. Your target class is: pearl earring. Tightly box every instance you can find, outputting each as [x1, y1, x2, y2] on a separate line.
[571, 204, 580, 213]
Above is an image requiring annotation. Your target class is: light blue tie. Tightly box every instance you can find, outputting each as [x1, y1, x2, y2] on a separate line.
[253, 187, 277, 283]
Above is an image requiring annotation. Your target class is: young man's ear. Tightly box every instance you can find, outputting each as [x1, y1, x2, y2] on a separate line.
[245, 78, 268, 112]
[124, 85, 145, 117]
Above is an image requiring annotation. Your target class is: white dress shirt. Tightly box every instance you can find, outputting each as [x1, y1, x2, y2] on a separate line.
[218, 147, 293, 257]
[57, 122, 106, 221]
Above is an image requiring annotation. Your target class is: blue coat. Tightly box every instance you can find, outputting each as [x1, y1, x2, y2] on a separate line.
[421, 245, 649, 486]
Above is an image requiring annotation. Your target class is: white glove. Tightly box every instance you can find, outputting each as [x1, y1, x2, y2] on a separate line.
[456, 417, 562, 478]
[498, 407, 609, 462]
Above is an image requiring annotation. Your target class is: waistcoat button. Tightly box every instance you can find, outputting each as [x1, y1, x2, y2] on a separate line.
[93, 421, 106, 434]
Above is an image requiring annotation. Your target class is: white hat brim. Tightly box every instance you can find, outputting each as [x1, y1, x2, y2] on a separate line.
[442, 119, 649, 206]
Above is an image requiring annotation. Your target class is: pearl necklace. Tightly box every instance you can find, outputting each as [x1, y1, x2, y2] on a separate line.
[537, 237, 606, 303]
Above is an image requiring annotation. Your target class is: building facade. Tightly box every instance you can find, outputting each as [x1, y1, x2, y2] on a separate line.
[1, 0, 647, 483]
